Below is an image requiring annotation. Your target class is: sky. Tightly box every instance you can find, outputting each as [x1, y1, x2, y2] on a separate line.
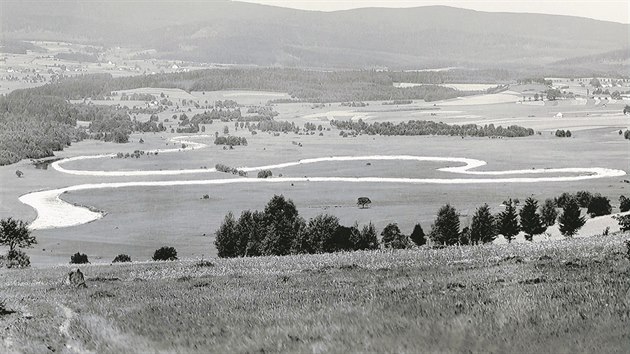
[236, 0, 630, 24]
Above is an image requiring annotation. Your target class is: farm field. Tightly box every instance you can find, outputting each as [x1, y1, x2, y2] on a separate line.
[1, 232, 629, 352]
[1, 88, 629, 266]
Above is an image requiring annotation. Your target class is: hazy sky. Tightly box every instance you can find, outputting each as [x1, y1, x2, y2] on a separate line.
[236, 0, 629, 24]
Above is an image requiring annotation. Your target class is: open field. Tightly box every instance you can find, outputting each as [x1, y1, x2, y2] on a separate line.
[1, 232, 630, 353]
[1, 88, 629, 266]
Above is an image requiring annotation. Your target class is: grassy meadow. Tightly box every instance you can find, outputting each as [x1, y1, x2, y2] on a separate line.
[1, 232, 629, 353]
[1, 91, 629, 265]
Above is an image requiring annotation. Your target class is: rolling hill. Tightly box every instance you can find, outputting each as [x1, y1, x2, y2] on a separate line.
[2, 0, 629, 70]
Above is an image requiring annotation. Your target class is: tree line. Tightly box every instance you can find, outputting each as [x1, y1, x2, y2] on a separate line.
[24, 68, 477, 103]
[331, 119, 535, 138]
[0, 91, 168, 165]
[215, 192, 629, 258]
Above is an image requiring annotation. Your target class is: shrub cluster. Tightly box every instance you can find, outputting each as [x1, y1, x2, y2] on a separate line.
[70, 252, 89, 264]
[112, 254, 132, 263]
[153, 246, 178, 261]
[214, 136, 247, 146]
[215, 163, 247, 176]
[257, 170, 273, 178]
[555, 129, 572, 137]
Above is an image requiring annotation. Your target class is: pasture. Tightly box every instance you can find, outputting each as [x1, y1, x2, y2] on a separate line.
[1, 232, 629, 352]
[1, 88, 629, 265]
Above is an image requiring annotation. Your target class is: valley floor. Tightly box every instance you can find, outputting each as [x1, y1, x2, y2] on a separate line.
[1, 232, 629, 353]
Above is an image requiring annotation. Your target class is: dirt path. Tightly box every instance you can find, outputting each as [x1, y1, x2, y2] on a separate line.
[58, 304, 94, 354]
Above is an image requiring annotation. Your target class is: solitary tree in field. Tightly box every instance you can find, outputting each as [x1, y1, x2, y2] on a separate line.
[470, 204, 496, 244]
[357, 197, 371, 209]
[497, 199, 520, 243]
[15, 170, 23, 178]
[540, 199, 558, 227]
[429, 204, 460, 246]
[409, 223, 426, 246]
[381, 223, 410, 249]
[558, 198, 586, 237]
[519, 197, 546, 242]
[0, 218, 36, 253]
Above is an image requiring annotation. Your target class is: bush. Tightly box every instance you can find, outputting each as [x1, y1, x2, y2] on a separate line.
[587, 195, 612, 217]
[257, 170, 272, 178]
[153, 246, 178, 261]
[616, 215, 630, 232]
[70, 252, 89, 264]
[6, 249, 30, 268]
[112, 254, 131, 263]
[619, 195, 630, 213]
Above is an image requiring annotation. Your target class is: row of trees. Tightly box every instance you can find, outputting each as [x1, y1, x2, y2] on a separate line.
[331, 119, 535, 138]
[216, 192, 630, 258]
[215, 163, 247, 176]
[555, 129, 572, 138]
[215, 195, 397, 258]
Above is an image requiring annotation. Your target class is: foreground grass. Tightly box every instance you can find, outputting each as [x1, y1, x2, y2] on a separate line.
[1, 234, 630, 353]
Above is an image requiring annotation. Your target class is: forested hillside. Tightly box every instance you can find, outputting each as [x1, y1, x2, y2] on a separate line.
[2, 1, 628, 71]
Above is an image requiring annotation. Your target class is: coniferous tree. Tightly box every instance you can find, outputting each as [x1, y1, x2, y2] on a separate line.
[470, 204, 496, 244]
[558, 198, 586, 237]
[519, 197, 546, 241]
[294, 214, 340, 254]
[237, 210, 265, 257]
[409, 223, 426, 246]
[214, 212, 240, 258]
[429, 204, 460, 246]
[351, 222, 380, 250]
[497, 199, 520, 243]
[540, 199, 558, 227]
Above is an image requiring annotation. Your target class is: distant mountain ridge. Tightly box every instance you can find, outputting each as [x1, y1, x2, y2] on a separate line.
[2, 0, 628, 71]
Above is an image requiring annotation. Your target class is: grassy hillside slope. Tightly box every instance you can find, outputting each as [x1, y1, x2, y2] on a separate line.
[1, 233, 629, 353]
